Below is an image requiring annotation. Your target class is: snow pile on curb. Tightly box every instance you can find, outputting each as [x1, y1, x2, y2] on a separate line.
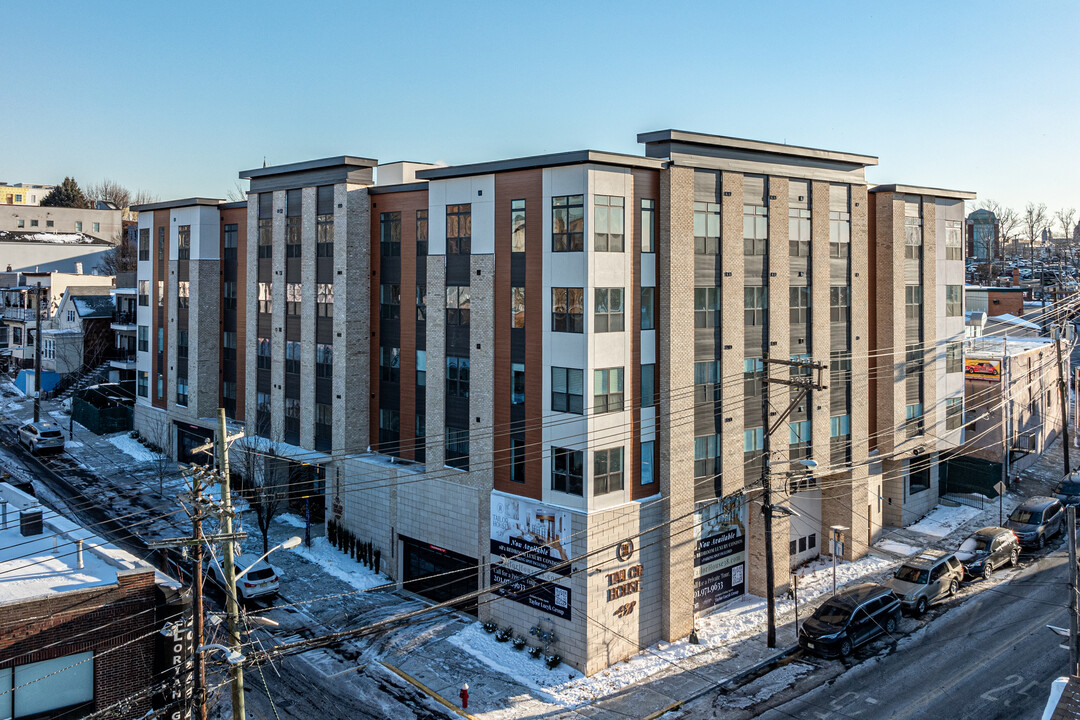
[722, 661, 815, 709]
[905, 504, 980, 538]
[105, 434, 156, 463]
[289, 536, 388, 591]
[875, 538, 920, 556]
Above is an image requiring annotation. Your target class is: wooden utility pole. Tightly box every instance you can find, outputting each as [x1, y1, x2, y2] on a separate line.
[217, 408, 246, 720]
[1055, 327, 1072, 477]
[33, 282, 42, 422]
[1068, 505, 1078, 677]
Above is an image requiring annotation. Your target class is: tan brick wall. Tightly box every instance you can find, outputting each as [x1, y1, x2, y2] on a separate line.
[334, 184, 371, 454]
[720, 172, 746, 499]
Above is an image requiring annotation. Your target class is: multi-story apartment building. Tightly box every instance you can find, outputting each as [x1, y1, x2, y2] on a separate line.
[133, 129, 975, 674]
[0, 182, 55, 206]
[868, 186, 973, 526]
[1, 204, 122, 240]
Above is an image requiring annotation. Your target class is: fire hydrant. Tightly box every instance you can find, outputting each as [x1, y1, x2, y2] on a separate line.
[459, 682, 469, 709]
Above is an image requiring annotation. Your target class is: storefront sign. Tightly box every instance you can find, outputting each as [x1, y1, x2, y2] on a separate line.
[490, 564, 572, 620]
[490, 494, 572, 576]
[694, 494, 746, 614]
[965, 358, 1002, 382]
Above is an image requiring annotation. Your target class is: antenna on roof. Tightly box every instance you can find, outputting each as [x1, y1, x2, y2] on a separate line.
[263, 156, 267, 168]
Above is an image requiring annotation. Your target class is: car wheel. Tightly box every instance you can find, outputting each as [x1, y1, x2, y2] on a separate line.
[1011, 549, 1020, 567]
[983, 562, 994, 580]
[916, 597, 928, 615]
[885, 616, 898, 634]
[839, 637, 853, 658]
[1038, 534, 1046, 550]
[949, 579, 959, 596]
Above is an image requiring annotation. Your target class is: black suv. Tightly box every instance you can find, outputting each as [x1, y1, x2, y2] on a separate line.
[799, 583, 902, 658]
[956, 526, 1021, 579]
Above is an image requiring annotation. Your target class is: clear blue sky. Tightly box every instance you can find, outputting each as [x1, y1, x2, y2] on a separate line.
[6, 1, 1078, 221]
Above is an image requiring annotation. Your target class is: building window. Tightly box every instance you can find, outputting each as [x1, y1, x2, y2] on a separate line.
[694, 201, 721, 254]
[67, 308, 76, 323]
[946, 285, 963, 317]
[946, 341, 963, 374]
[177, 224, 190, 259]
[415, 349, 426, 386]
[258, 208, 272, 258]
[157, 373, 163, 399]
[257, 337, 271, 370]
[137, 371, 148, 397]
[16, 219, 24, 228]
[641, 198, 656, 253]
[905, 285, 922, 322]
[744, 426, 764, 469]
[316, 343, 333, 379]
[74, 220, 82, 232]
[511, 438, 525, 483]
[744, 204, 768, 255]
[177, 281, 190, 309]
[446, 285, 470, 326]
[380, 211, 401, 257]
[316, 216, 334, 258]
[511, 286, 525, 328]
[158, 280, 164, 306]
[139, 228, 150, 261]
[744, 286, 767, 327]
[909, 464, 930, 494]
[947, 396, 963, 431]
[551, 447, 583, 495]
[551, 367, 583, 414]
[830, 351, 851, 388]
[594, 195, 625, 251]
[593, 367, 624, 413]
[511, 199, 526, 252]
[905, 215, 922, 260]
[4, 650, 95, 718]
[694, 434, 721, 479]
[639, 286, 656, 330]
[830, 414, 851, 459]
[283, 340, 299, 374]
[138, 280, 149, 306]
[416, 285, 427, 322]
[594, 447, 624, 495]
[379, 408, 400, 450]
[256, 391, 271, 437]
[512, 362, 525, 405]
[30, 219, 38, 227]
[286, 283, 301, 316]
[158, 226, 165, 259]
[415, 209, 428, 256]
[315, 403, 333, 450]
[284, 397, 300, 443]
[594, 288, 624, 332]
[789, 420, 811, 461]
[906, 403, 924, 437]
[551, 287, 584, 333]
[830, 210, 851, 258]
[694, 287, 721, 328]
[446, 355, 469, 397]
[743, 357, 763, 397]
[446, 204, 471, 254]
[945, 220, 964, 261]
[176, 376, 188, 406]
[258, 282, 272, 314]
[176, 330, 188, 359]
[641, 440, 655, 485]
[552, 195, 584, 252]
[380, 346, 401, 384]
[380, 284, 401, 320]
[830, 286, 850, 323]
[158, 327, 164, 353]
[790, 208, 811, 257]
[790, 286, 810, 324]
[696, 359, 722, 402]
[641, 363, 656, 408]
[446, 427, 469, 470]
[415, 415, 426, 463]
[137, 325, 149, 353]
[223, 223, 238, 260]
[224, 280, 237, 310]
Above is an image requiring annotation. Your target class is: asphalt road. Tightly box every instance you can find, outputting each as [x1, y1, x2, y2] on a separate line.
[686, 544, 1074, 719]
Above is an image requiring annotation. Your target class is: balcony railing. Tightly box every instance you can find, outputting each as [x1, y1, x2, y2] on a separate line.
[2, 307, 35, 322]
[112, 311, 136, 326]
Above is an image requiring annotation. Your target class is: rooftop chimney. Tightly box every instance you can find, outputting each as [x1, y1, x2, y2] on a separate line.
[75, 262, 82, 274]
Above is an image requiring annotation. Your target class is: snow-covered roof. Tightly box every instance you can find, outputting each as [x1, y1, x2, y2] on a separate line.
[987, 313, 1041, 331]
[0, 231, 110, 245]
[0, 483, 153, 605]
[967, 336, 1055, 357]
[71, 294, 114, 318]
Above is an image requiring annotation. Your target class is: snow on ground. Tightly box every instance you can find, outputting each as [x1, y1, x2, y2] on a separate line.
[905, 504, 980, 538]
[722, 661, 815, 709]
[105, 433, 156, 463]
[289, 536, 388, 591]
[875, 538, 921, 556]
[277, 512, 307, 529]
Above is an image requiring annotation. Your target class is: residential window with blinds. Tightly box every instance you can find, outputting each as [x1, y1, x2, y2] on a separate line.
[830, 185, 851, 258]
[594, 195, 625, 251]
[551, 447, 583, 495]
[946, 285, 963, 316]
[380, 211, 401, 257]
[744, 286, 767, 327]
[905, 285, 922, 322]
[694, 434, 721, 479]
[790, 286, 810, 324]
[286, 189, 302, 257]
[258, 193, 273, 258]
[316, 185, 334, 257]
[945, 219, 964, 260]
[694, 201, 721, 254]
[446, 204, 471, 254]
[552, 195, 584, 252]
[743, 357, 763, 397]
[593, 367, 624, 413]
[551, 287, 583, 333]
[830, 286, 850, 323]
[946, 341, 963, 373]
[947, 397, 963, 430]
[552, 367, 583, 414]
[789, 181, 811, 257]
[594, 447, 624, 495]
[594, 288, 624, 332]
[695, 287, 720, 328]
[641, 199, 656, 253]
[696, 359, 722, 402]
[511, 199, 526, 252]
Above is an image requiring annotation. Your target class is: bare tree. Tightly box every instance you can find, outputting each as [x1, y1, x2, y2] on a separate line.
[143, 413, 176, 496]
[978, 199, 1021, 261]
[225, 181, 248, 204]
[130, 189, 159, 207]
[1023, 202, 1050, 249]
[85, 179, 131, 210]
[99, 231, 137, 274]
[1056, 208, 1076, 247]
[235, 417, 284, 555]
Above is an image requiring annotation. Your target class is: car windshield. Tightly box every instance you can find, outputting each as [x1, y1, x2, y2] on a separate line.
[894, 565, 929, 584]
[247, 567, 275, 581]
[960, 536, 991, 552]
[1010, 509, 1041, 524]
[1060, 482, 1080, 495]
[40, 430, 63, 438]
[813, 599, 851, 624]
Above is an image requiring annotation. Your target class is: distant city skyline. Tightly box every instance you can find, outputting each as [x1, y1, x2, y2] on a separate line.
[7, 1, 1078, 216]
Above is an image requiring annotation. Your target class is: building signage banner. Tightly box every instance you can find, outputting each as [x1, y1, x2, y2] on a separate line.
[489, 494, 572, 576]
[694, 493, 746, 615]
[489, 564, 572, 620]
[965, 358, 1002, 382]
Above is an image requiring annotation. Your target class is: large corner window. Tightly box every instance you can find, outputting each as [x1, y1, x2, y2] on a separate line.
[552, 195, 584, 252]
[551, 447, 583, 495]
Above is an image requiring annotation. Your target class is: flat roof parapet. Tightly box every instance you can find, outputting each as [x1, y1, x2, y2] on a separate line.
[131, 197, 225, 213]
[240, 155, 379, 193]
[415, 150, 665, 181]
[638, 129, 879, 167]
[870, 184, 976, 200]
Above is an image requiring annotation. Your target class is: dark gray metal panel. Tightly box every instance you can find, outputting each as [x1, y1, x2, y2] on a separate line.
[381, 257, 401, 284]
[258, 193, 273, 219]
[694, 329, 718, 359]
[744, 256, 766, 279]
[286, 257, 301, 283]
[790, 325, 809, 349]
[446, 254, 471, 286]
[286, 189, 302, 217]
[248, 167, 373, 194]
[831, 383, 849, 411]
[906, 377, 922, 405]
[257, 314, 271, 338]
[317, 186, 335, 215]
[131, 197, 225, 212]
[743, 176, 766, 206]
[789, 181, 810, 209]
[284, 372, 300, 399]
[316, 317, 333, 346]
[315, 378, 332, 405]
[870, 184, 976, 200]
[831, 324, 850, 350]
[286, 316, 300, 343]
[694, 255, 721, 284]
[790, 257, 810, 282]
[829, 185, 850, 213]
[415, 150, 664, 181]
[636, 129, 878, 167]
[257, 369, 271, 393]
[316, 257, 334, 284]
[904, 260, 921, 285]
[830, 258, 848, 285]
[693, 170, 721, 202]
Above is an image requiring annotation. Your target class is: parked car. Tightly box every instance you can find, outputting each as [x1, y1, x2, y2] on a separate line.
[955, 527, 1021, 580]
[884, 549, 964, 614]
[209, 555, 281, 601]
[1007, 497, 1065, 549]
[17, 421, 65, 455]
[1054, 477, 1080, 507]
[798, 583, 902, 658]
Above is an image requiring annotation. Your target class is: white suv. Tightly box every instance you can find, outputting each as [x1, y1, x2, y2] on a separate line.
[209, 555, 281, 601]
[18, 421, 65, 455]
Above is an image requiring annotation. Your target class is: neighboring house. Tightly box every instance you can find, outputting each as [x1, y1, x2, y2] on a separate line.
[966, 285, 1026, 317]
[109, 271, 138, 387]
[42, 288, 114, 376]
[0, 182, 55, 206]
[0, 205, 122, 242]
[0, 482, 183, 720]
[0, 232, 114, 274]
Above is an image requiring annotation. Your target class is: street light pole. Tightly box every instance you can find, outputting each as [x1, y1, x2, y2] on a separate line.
[33, 282, 42, 423]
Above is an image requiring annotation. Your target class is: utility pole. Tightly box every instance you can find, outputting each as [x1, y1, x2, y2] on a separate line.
[33, 282, 42, 422]
[1055, 326, 1072, 477]
[1068, 505, 1078, 677]
[217, 408, 245, 720]
[760, 354, 827, 648]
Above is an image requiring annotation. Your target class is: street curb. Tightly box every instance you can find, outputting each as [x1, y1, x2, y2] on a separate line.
[640, 646, 800, 720]
[379, 661, 477, 720]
